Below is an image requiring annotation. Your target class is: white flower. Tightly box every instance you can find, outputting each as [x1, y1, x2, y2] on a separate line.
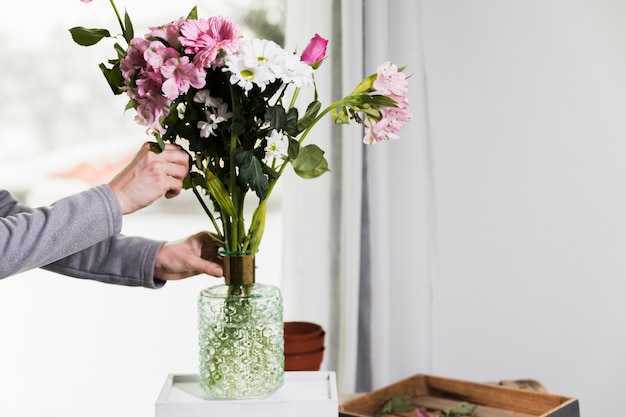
[176, 102, 186, 119]
[279, 53, 314, 87]
[194, 89, 223, 108]
[225, 39, 285, 93]
[198, 101, 233, 138]
[264, 130, 289, 163]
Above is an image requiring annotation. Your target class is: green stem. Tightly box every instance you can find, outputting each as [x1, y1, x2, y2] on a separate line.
[264, 98, 346, 202]
[108, 0, 125, 36]
[288, 87, 301, 110]
[191, 180, 224, 243]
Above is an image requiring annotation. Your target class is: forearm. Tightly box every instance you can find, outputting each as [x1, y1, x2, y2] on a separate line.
[44, 234, 166, 288]
[0, 185, 122, 278]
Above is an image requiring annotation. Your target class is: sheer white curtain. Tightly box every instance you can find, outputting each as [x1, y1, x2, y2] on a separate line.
[283, 0, 432, 393]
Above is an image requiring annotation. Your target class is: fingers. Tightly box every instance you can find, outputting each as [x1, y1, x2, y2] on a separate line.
[109, 141, 191, 214]
[152, 143, 190, 199]
[153, 232, 224, 281]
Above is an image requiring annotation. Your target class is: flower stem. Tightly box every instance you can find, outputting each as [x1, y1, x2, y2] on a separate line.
[288, 87, 301, 110]
[108, 0, 125, 36]
[191, 180, 224, 242]
[264, 98, 345, 202]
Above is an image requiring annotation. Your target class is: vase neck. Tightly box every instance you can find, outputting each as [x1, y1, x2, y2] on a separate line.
[222, 252, 255, 285]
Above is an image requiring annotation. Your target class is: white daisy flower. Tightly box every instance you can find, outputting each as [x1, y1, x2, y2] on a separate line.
[264, 130, 289, 163]
[225, 39, 283, 93]
[279, 53, 314, 87]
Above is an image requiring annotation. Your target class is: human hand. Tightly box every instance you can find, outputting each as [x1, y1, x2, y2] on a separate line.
[153, 232, 224, 280]
[108, 142, 190, 215]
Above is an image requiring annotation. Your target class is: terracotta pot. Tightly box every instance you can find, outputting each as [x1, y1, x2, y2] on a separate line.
[283, 321, 325, 371]
[285, 347, 325, 371]
[284, 322, 325, 355]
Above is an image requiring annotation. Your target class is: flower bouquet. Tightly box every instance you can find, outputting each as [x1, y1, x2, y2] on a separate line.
[71, 0, 411, 399]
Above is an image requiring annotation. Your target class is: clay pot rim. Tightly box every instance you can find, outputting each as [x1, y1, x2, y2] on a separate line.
[284, 321, 324, 341]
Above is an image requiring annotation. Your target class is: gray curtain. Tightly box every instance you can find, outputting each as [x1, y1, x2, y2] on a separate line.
[284, 0, 433, 393]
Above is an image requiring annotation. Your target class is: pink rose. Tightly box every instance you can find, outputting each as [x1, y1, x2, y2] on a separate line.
[301, 34, 328, 69]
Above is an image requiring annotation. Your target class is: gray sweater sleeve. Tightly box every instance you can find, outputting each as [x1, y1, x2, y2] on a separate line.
[0, 185, 165, 288]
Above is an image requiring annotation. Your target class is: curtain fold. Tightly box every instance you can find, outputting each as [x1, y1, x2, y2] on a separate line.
[283, 0, 433, 394]
[361, 0, 435, 390]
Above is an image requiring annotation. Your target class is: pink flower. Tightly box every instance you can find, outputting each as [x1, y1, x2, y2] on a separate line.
[135, 68, 164, 98]
[301, 34, 328, 69]
[135, 94, 171, 134]
[380, 106, 412, 135]
[373, 61, 408, 96]
[362, 99, 412, 144]
[80, 0, 92, 3]
[144, 41, 179, 70]
[160, 56, 207, 100]
[148, 17, 186, 50]
[180, 16, 242, 68]
[120, 37, 150, 81]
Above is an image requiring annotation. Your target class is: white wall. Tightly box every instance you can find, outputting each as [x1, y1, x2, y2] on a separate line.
[422, 1, 626, 414]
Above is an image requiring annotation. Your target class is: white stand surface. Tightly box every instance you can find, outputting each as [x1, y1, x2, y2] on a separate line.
[155, 371, 338, 417]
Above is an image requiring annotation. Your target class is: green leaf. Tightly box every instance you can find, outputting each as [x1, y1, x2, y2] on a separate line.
[292, 144, 329, 179]
[374, 395, 413, 417]
[344, 93, 398, 110]
[443, 401, 476, 417]
[124, 99, 137, 112]
[113, 42, 127, 59]
[248, 200, 267, 253]
[69, 26, 111, 46]
[352, 73, 377, 94]
[284, 107, 299, 136]
[287, 138, 300, 160]
[332, 106, 350, 124]
[234, 149, 269, 200]
[266, 106, 287, 131]
[123, 10, 134, 43]
[205, 169, 237, 218]
[297, 100, 321, 133]
[187, 6, 198, 20]
[99, 62, 124, 95]
[183, 172, 205, 190]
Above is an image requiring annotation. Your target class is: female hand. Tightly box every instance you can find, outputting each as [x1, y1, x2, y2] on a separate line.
[108, 142, 190, 215]
[154, 232, 224, 280]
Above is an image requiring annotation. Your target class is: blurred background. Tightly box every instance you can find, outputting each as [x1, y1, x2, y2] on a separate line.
[2, 1, 626, 416]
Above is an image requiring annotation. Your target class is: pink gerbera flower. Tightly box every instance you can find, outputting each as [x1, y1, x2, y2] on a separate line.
[180, 16, 242, 68]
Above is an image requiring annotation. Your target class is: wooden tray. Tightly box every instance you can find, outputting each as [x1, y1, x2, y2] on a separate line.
[339, 374, 579, 417]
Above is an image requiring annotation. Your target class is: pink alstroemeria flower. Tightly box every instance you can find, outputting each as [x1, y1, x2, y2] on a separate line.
[80, 0, 92, 3]
[160, 56, 207, 100]
[148, 17, 186, 50]
[373, 61, 408, 96]
[301, 34, 328, 69]
[120, 38, 150, 82]
[144, 41, 179, 70]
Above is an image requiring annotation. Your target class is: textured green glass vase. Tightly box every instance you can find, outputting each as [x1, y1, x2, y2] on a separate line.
[198, 253, 284, 399]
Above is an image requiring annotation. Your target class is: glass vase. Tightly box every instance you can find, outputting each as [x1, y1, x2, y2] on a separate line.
[198, 252, 284, 399]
